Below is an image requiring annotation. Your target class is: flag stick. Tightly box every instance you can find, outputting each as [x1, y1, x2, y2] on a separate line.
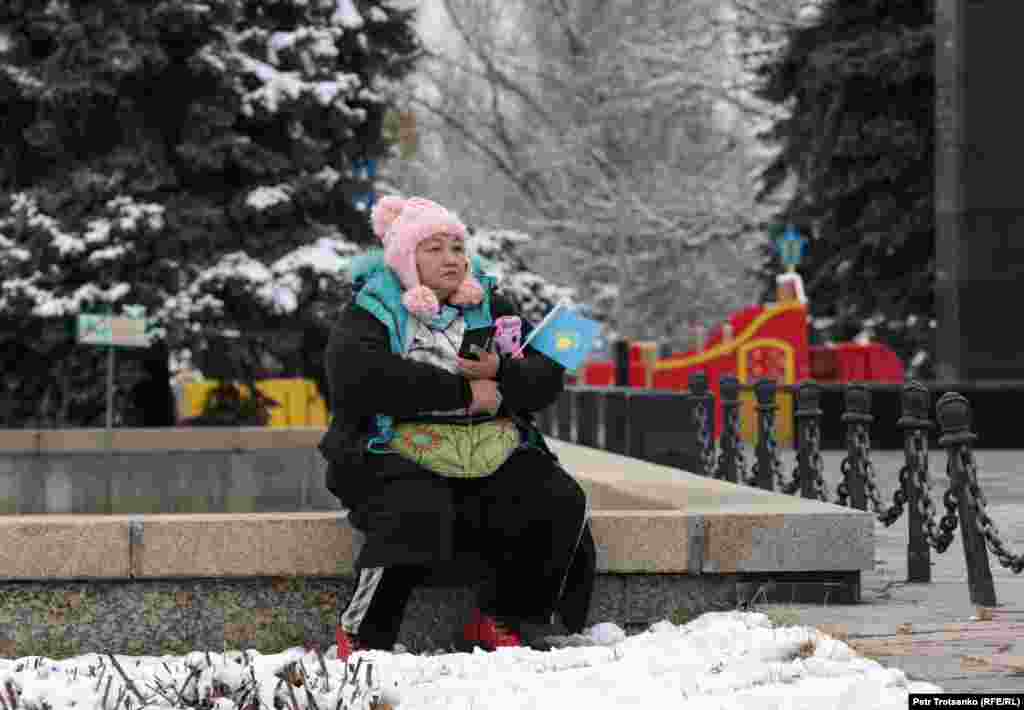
[513, 303, 565, 358]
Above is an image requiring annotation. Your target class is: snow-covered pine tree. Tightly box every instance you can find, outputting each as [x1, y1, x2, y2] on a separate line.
[0, 0, 419, 426]
[753, 0, 935, 378]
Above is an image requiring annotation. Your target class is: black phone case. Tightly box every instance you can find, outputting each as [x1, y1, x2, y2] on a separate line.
[458, 326, 496, 361]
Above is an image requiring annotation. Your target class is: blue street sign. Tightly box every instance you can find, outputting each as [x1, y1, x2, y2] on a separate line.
[775, 225, 806, 270]
[352, 158, 377, 211]
[353, 158, 377, 180]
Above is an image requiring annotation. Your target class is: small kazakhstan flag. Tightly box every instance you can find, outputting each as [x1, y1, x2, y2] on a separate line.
[515, 302, 602, 372]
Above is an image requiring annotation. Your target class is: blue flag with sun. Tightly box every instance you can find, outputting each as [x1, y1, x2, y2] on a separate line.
[517, 304, 602, 372]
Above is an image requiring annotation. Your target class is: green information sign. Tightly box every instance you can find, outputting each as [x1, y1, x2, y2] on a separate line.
[76, 314, 150, 348]
[76, 305, 153, 431]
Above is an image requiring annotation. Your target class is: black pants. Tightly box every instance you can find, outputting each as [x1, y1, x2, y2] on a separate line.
[338, 448, 590, 650]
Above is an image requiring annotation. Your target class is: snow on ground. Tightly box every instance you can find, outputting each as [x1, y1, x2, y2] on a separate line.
[0, 612, 942, 709]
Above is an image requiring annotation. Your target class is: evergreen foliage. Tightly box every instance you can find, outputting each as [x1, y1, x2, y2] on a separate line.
[0, 0, 419, 425]
[754, 0, 935, 377]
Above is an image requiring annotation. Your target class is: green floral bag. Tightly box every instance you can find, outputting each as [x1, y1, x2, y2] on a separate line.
[389, 418, 520, 478]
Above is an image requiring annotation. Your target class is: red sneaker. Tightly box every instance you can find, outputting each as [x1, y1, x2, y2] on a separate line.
[335, 626, 366, 661]
[463, 609, 522, 651]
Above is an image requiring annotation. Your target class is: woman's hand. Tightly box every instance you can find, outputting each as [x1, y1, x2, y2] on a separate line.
[468, 379, 501, 415]
[457, 349, 500, 380]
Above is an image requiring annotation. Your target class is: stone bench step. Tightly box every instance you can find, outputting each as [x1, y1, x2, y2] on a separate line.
[0, 435, 874, 657]
[0, 438, 874, 581]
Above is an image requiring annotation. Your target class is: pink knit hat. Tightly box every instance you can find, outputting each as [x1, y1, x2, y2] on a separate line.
[371, 195, 484, 319]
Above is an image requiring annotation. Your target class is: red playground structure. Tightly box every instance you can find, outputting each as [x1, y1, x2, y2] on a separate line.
[576, 273, 903, 445]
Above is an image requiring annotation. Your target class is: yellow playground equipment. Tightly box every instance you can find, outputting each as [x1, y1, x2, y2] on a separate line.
[182, 378, 329, 428]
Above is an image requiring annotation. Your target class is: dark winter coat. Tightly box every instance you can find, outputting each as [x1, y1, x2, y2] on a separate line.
[319, 250, 596, 632]
[319, 249, 568, 504]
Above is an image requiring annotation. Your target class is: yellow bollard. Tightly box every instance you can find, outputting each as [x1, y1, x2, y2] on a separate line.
[637, 341, 659, 389]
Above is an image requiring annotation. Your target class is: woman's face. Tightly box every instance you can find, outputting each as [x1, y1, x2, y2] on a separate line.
[416, 233, 467, 301]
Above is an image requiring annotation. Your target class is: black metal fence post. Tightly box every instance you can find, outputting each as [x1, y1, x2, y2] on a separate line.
[717, 375, 743, 483]
[937, 392, 997, 608]
[794, 381, 824, 500]
[556, 389, 573, 442]
[613, 339, 630, 388]
[839, 383, 872, 510]
[688, 371, 716, 478]
[898, 380, 933, 583]
[574, 389, 600, 448]
[753, 378, 779, 491]
[604, 390, 629, 455]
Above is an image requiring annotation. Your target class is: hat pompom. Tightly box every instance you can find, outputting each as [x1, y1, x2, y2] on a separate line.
[372, 196, 406, 241]
[449, 270, 484, 307]
[401, 284, 441, 319]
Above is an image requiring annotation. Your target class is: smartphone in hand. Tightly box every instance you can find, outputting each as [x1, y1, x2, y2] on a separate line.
[459, 330, 494, 361]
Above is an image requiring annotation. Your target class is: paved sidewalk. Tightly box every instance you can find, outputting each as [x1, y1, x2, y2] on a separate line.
[760, 449, 1024, 693]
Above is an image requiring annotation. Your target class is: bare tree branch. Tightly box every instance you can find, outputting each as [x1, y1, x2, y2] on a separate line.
[419, 46, 574, 97]
[546, 0, 586, 56]
[439, 0, 559, 127]
[386, 0, 780, 338]
[407, 94, 549, 207]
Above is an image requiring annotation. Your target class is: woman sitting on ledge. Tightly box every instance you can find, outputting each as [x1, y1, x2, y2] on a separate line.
[320, 196, 595, 658]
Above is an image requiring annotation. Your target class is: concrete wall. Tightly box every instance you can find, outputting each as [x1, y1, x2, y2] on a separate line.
[0, 428, 685, 515]
[0, 428, 340, 514]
